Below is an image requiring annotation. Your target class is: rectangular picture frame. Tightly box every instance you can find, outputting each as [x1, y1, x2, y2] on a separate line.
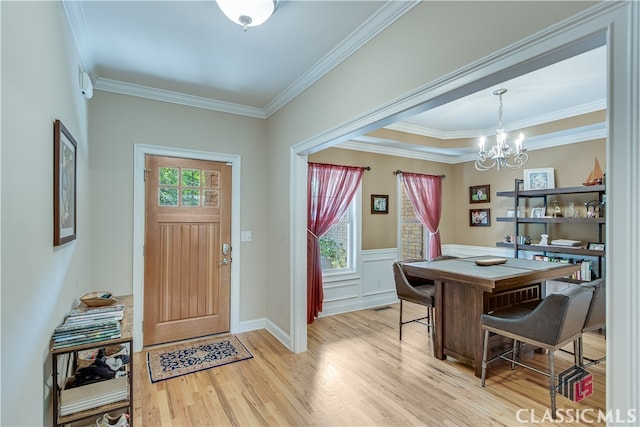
[371, 194, 389, 214]
[469, 185, 490, 203]
[530, 207, 546, 218]
[54, 119, 77, 246]
[524, 168, 555, 190]
[469, 208, 491, 227]
[588, 242, 605, 251]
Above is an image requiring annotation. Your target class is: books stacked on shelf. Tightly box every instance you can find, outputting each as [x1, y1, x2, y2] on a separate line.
[52, 304, 125, 349]
[532, 255, 594, 281]
[59, 376, 128, 416]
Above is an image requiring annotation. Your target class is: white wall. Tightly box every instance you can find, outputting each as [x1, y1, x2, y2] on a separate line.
[1, 2, 91, 426]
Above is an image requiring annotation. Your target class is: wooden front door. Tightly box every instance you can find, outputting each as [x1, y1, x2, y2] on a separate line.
[143, 155, 231, 346]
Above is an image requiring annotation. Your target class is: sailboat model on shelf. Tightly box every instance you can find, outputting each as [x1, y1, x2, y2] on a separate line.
[583, 158, 604, 186]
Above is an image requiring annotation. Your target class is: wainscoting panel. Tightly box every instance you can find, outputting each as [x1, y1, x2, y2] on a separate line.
[320, 248, 398, 318]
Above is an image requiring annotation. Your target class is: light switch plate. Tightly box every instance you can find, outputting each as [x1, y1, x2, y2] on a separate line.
[241, 231, 252, 242]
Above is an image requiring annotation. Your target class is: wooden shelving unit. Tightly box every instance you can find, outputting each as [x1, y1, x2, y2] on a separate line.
[51, 295, 133, 427]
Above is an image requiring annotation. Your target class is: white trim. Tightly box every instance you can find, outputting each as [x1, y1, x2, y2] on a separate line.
[291, 4, 639, 413]
[264, 1, 419, 117]
[132, 144, 241, 352]
[96, 79, 266, 119]
[386, 99, 606, 140]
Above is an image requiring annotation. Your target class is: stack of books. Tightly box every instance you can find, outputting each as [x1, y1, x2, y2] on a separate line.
[52, 304, 125, 349]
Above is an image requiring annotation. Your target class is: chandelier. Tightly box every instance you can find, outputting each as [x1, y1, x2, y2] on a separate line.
[475, 89, 528, 171]
[216, 0, 278, 31]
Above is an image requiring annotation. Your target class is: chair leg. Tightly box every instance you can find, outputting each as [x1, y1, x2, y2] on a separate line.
[399, 300, 403, 341]
[511, 339, 518, 369]
[576, 336, 583, 366]
[429, 306, 435, 344]
[481, 329, 490, 387]
[549, 350, 557, 419]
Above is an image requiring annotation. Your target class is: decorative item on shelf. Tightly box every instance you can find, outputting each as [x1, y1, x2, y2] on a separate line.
[523, 168, 555, 190]
[587, 242, 605, 251]
[565, 201, 576, 218]
[540, 234, 549, 246]
[585, 200, 602, 218]
[475, 89, 527, 171]
[80, 292, 118, 307]
[506, 208, 524, 217]
[552, 201, 563, 217]
[530, 207, 546, 218]
[583, 157, 604, 186]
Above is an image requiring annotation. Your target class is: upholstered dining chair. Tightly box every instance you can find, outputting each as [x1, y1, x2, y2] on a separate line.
[480, 285, 594, 419]
[392, 261, 435, 342]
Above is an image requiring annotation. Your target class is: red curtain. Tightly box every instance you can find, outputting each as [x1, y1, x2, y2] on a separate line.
[307, 162, 365, 323]
[400, 172, 443, 260]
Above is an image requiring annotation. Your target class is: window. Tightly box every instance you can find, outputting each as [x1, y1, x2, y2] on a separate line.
[321, 190, 360, 275]
[320, 205, 353, 273]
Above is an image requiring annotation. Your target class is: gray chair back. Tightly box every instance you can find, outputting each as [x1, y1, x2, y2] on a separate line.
[580, 278, 606, 332]
[482, 285, 593, 346]
[392, 262, 434, 305]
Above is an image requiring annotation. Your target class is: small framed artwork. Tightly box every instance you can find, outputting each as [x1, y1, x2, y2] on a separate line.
[54, 119, 77, 246]
[469, 208, 491, 226]
[530, 207, 546, 218]
[371, 194, 389, 214]
[469, 185, 490, 203]
[588, 242, 605, 251]
[524, 168, 555, 190]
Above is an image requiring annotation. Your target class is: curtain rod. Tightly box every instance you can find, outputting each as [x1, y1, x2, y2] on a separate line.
[393, 170, 445, 179]
[309, 161, 370, 170]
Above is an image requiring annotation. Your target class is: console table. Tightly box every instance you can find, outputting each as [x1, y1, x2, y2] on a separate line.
[402, 257, 579, 377]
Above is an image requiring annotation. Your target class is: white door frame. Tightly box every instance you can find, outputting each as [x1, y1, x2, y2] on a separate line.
[291, 1, 639, 413]
[132, 144, 241, 352]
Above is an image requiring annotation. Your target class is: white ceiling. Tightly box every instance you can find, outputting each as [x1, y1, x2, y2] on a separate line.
[63, 0, 606, 158]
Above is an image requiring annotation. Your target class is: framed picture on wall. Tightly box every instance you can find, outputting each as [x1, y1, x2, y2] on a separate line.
[469, 208, 491, 226]
[469, 185, 490, 203]
[53, 119, 77, 246]
[371, 194, 389, 214]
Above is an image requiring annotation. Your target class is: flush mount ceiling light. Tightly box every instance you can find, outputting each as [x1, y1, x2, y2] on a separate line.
[475, 88, 528, 171]
[216, 0, 278, 31]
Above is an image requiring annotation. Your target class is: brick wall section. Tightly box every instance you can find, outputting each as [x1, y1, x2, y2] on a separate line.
[401, 188, 424, 259]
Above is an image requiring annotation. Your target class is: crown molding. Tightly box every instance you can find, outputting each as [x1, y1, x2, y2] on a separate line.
[386, 99, 606, 139]
[61, 1, 94, 74]
[263, 1, 420, 117]
[94, 78, 267, 119]
[339, 122, 605, 164]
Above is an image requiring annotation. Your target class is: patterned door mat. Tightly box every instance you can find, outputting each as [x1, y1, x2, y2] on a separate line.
[146, 335, 253, 383]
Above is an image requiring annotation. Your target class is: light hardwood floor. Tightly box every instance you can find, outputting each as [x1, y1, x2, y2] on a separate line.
[133, 302, 606, 426]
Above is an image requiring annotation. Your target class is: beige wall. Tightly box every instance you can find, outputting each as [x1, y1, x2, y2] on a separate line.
[1, 2, 91, 425]
[88, 91, 269, 322]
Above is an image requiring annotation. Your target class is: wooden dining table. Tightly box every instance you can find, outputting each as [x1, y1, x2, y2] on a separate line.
[402, 256, 580, 377]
